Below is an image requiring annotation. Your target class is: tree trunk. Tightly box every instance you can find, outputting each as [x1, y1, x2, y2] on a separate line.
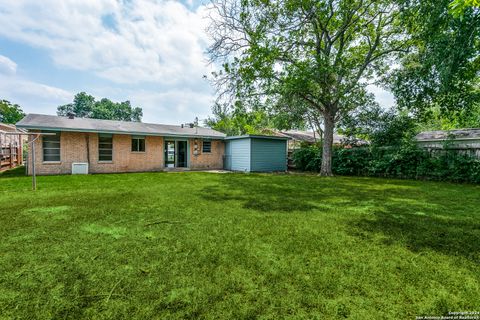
[320, 111, 334, 176]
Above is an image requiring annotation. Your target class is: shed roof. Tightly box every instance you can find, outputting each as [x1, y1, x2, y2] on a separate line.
[225, 134, 289, 141]
[16, 114, 226, 139]
[416, 129, 480, 141]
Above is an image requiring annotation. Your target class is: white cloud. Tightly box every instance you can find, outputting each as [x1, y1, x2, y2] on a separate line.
[0, 0, 211, 86]
[0, 0, 217, 123]
[0, 55, 17, 75]
[0, 53, 72, 113]
[129, 88, 214, 124]
[367, 85, 395, 109]
[85, 85, 215, 124]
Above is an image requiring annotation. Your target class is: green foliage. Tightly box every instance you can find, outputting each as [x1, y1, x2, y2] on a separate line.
[205, 102, 305, 135]
[57, 92, 143, 122]
[390, 0, 480, 125]
[0, 100, 25, 124]
[294, 141, 480, 183]
[339, 106, 418, 146]
[449, 0, 480, 18]
[290, 145, 322, 172]
[1, 172, 479, 318]
[205, 103, 272, 135]
[419, 103, 480, 130]
[334, 147, 374, 176]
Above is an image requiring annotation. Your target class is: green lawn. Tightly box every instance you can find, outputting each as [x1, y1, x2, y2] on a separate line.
[0, 171, 479, 319]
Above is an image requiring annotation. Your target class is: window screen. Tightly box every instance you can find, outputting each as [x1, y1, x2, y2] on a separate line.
[202, 140, 212, 153]
[98, 134, 113, 161]
[42, 132, 60, 162]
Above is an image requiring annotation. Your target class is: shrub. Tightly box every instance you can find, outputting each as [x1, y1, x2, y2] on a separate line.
[293, 142, 480, 184]
[292, 145, 322, 172]
[333, 147, 372, 176]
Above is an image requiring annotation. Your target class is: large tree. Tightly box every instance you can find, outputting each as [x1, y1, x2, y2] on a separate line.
[0, 100, 25, 124]
[449, 0, 480, 18]
[207, 0, 407, 175]
[57, 92, 143, 122]
[390, 0, 480, 127]
[205, 100, 308, 136]
[339, 104, 417, 146]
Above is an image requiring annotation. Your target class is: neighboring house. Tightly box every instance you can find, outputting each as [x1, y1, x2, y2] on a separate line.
[416, 128, 480, 158]
[0, 123, 25, 171]
[16, 114, 288, 175]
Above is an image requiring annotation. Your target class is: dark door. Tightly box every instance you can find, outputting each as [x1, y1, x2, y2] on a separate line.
[177, 141, 187, 167]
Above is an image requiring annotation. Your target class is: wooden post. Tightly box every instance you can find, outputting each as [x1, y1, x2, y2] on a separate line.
[17, 135, 21, 165]
[9, 143, 13, 168]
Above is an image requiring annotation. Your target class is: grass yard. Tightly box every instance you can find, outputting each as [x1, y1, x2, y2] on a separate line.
[0, 170, 479, 319]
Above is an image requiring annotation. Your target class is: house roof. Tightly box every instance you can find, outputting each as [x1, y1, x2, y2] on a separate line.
[225, 134, 289, 141]
[16, 114, 226, 139]
[416, 129, 480, 142]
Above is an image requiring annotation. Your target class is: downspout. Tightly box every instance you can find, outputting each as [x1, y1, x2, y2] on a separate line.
[85, 133, 90, 171]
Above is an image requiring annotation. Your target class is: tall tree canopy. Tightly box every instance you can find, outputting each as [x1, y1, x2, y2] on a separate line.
[390, 0, 480, 128]
[207, 0, 407, 175]
[449, 0, 480, 18]
[205, 103, 275, 136]
[0, 100, 25, 124]
[57, 92, 143, 122]
[205, 101, 308, 136]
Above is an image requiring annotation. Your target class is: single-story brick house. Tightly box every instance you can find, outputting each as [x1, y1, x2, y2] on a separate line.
[16, 114, 288, 175]
[16, 114, 227, 175]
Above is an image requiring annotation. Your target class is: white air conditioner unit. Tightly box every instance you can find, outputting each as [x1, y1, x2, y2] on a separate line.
[72, 162, 89, 175]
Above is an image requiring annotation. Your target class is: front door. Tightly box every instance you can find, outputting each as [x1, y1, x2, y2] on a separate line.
[164, 140, 188, 168]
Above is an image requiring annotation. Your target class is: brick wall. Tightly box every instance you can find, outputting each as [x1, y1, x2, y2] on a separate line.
[189, 138, 225, 169]
[29, 132, 164, 175]
[28, 131, 225, 175]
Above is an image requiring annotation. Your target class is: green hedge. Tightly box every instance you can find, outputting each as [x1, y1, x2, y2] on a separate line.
[293, 143, 480, 183]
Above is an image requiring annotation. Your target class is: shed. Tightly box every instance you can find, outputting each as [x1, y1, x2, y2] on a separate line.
[224, 135, 288, 172]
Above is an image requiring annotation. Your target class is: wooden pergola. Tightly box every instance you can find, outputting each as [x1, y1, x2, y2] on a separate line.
[1, 131, 55, 190]
[0, 125, 24, 171]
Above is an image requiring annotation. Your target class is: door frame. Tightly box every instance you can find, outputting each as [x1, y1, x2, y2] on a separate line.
[164, 138, 190, 168]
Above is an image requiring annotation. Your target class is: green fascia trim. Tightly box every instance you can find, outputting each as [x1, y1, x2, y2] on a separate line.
[225, 135, 289, 141]
[16, 125, 225, 140]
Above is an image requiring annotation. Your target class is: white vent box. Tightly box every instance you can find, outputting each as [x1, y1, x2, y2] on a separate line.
[72, 162, 89, 175]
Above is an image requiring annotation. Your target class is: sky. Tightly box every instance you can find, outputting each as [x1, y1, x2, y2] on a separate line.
[0, 0, 394, 125]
